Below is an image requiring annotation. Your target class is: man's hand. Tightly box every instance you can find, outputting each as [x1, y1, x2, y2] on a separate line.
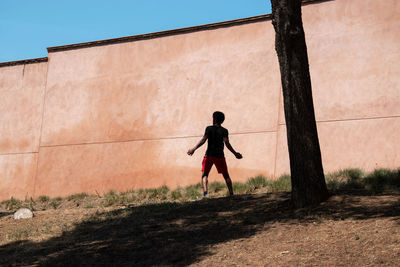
[235, 152, 243, 159]
[187, 148, 195, 156]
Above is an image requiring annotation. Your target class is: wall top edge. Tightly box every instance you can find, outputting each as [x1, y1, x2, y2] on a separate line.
[0, 0, 330, 61]
[302, 0, 334, 5]
[45, 0, 330, 53]
[47, 14, 272, 53]
[0, 57, 48, 68]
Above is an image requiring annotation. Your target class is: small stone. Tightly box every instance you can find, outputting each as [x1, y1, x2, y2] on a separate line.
[13, 208, 33, 220]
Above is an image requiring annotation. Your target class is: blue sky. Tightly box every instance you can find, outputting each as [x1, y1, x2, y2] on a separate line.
[0, 0, 271, 62]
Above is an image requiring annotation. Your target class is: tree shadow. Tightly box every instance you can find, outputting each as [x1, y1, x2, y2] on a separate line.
[1, 190, 399, 266]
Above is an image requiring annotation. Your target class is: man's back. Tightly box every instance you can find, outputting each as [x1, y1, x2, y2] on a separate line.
[205, 125, 228, 158]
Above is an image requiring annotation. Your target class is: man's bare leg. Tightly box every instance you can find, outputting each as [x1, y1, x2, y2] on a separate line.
[222, 173, 234, 196]
[201, 172, 209, 197]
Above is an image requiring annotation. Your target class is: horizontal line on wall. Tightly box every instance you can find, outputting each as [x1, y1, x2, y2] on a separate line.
[0, 151, 38, 156]
[39, 130, 277, 149]
[278, 115, 400, 126]
[231, 130, 277, 135]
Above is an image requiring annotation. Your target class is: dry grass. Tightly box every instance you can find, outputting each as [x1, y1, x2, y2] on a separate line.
[1, 168, 398, 213]
[0, 168, 399, 265]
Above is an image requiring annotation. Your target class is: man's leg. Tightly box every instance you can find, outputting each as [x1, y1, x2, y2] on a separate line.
[222, 172, 234, 196]
[201, 156, 213, 197]
[201, 172, 209, 197]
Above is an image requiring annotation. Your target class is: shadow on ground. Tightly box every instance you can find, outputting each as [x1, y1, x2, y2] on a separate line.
[0, 212, 13, 219]
[1, 190, 399, 266]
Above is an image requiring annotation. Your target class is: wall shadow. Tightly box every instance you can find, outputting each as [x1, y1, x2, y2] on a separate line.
[1, 190, 399, 266]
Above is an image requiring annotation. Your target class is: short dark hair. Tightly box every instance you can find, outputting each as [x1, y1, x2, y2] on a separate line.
[213, 111, 225, 124]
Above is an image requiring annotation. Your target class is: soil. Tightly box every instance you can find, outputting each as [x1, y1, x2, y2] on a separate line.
[1, 190, 399, 266]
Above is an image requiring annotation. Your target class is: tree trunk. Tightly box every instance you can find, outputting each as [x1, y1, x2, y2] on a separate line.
[271, 0, 329, 208]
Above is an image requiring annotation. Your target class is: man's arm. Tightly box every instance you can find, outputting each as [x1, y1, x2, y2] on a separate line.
[187, 134, 207, 156]
[223, 137, 243, 159]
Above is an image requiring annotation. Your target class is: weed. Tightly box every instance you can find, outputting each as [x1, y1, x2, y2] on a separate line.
[38, 195, 50, 202]
[269, 174, 291, 192]
[156, 186, 170, 200]
[364, 168, 400, 192]
[325, 168, 365, 190]
[41, 224, 53, 235]
[326, 179, 340, 191]
[8, 228, 30, 240]
[50, 197, 63, 209]
[67, 193, 89, 201]
[103, 190, 120, 207]
[233, 182, 251, 194]
[209, 182, 226, 193]
[136, 186, 170, 201]
[184, 184, 202, 200]
[246, 175, 269, 189]
[325, 168, 400, 192]
[85, 204, 94, 209]
[2, 168, 397, 213]
[171, 188, 183, 200]
[1, 197, 22, 211]
[145, 189, 159, 199]
[355, 234, 360, 240]
[119, 191, 136, 204]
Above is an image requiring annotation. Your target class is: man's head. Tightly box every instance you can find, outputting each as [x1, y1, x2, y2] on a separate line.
[213, 111, 225, 125]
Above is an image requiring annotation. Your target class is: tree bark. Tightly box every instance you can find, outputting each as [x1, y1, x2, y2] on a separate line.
[271, 0, 329, 208]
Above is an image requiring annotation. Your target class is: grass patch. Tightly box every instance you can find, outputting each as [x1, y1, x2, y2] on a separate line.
[171, 188, 183, 200]
[209, 182, 226, 193]
[50, 197, 63, 209]
[246, 175, 269, 189]
[8, 228, 30, 240]
[1, 197, 23, 211]
[364, 169, 400, 192]
[67, 193, 89, 201]
[325, 168, 365, 190]
[184, 184, 202, 200]
[1, 168, 398, 212]
[38, 196, 50, 203]
[325, 168, 399, 192]
[103, 190, 120, 207]
[269, 174, 291, 192]
[137, 186, 170, 201]
[233, 182, 252, 194]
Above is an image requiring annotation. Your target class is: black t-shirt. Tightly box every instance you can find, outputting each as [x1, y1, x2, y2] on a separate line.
[205, 125, 228, 158]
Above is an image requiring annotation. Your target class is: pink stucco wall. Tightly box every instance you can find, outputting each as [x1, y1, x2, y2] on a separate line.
[275, 0, 400, 174]
[0, 0, 399, 199]
[0, 62, 47, 199]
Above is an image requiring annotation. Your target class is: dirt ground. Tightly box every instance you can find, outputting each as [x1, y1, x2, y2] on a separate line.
[1, 190, 399, 266]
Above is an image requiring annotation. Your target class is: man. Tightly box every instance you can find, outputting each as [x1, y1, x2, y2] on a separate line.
[187, 111, 243, 197]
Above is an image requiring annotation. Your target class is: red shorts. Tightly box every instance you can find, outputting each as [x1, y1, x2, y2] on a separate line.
[202, 156, 228, 174]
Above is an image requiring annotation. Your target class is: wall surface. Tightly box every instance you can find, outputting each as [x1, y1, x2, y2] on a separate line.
[35, 20, 280, 197]
[0, 0, 399, 199]
[0, 62, 47, 199]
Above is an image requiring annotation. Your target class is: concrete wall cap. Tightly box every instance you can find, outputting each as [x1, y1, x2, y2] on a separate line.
[47, 14, 272, 53]
[0, 57, 48, 68]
